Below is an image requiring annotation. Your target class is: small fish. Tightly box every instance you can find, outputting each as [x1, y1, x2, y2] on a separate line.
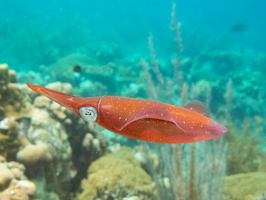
[26, 83, 227, 143]
[72, 65, 82, 73]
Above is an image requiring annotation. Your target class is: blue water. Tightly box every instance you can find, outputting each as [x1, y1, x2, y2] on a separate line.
[1, 0, 265, 69]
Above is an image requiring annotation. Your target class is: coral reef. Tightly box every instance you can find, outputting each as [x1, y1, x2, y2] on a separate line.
[26, 81, 109, 198]
[0, 2, 265, 198]
[0, 117, 20, 159]
[1, 65, 109, 199]
[0, 64, 28, 160]
[77, 147, 155, 200]
[0, 156, 36, 200]
[0, 66, 74, 199]
[25, 107, 72, 162]
[2, 83, 33, 118]
[0, 64, 33, 119]
[224, 172, 266, 200]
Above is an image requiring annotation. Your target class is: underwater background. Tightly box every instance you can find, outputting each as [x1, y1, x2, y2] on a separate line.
[0, 0, 266, 199]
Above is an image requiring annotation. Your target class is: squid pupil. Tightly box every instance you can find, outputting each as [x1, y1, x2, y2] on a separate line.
[86, 110, 92, 116]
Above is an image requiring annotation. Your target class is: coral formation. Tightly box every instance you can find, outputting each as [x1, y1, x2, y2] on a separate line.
[0, 64, 33, 119]
[26, 81, 109, 198]
[1, 83, 33, 118]
[26, 107, 72, 162]
[0, 156, 36, 200]
[0, 64, 109, 199]
[0, 116, 20, 160]
[224, 172, 266, 200]
[16, 144, 52, 166]
[77, 147, 155, 200]
[0, 64, 9, 94]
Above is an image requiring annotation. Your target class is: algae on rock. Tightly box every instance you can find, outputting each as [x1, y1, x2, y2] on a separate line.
[77, 147, 155, 200]
[224, 172, 266, 200]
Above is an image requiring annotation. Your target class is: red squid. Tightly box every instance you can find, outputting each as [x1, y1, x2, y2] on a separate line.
[26, 83, 227, 143]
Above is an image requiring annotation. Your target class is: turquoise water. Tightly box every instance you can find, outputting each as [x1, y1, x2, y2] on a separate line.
[1, 0, 265, 68]
[0, 0, 265, 199]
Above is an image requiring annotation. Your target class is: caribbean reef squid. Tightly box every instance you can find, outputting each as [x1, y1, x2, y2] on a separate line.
[26, 83, 227, 143]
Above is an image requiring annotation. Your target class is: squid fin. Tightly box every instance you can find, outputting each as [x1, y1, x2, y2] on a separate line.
[184, 100, 210, 118]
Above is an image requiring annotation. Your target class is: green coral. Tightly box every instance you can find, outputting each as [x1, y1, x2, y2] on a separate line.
[224, 172, 266, 200]
[77, 147, 155, 200]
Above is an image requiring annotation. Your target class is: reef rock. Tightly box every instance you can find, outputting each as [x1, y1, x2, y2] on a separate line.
[77, 147, 155, 200]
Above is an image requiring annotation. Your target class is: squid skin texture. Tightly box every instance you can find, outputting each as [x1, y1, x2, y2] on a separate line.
[26, 83, 227, 143]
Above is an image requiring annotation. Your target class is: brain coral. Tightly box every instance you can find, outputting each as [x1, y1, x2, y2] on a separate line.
[77, 147, 155, 200]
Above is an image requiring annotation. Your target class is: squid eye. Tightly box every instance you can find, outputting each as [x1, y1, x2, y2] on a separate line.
[79, 107, 97, 122]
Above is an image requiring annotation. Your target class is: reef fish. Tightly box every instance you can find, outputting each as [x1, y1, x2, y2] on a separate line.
[26, 83, 227, 143]
[72, 64, 82, 73]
